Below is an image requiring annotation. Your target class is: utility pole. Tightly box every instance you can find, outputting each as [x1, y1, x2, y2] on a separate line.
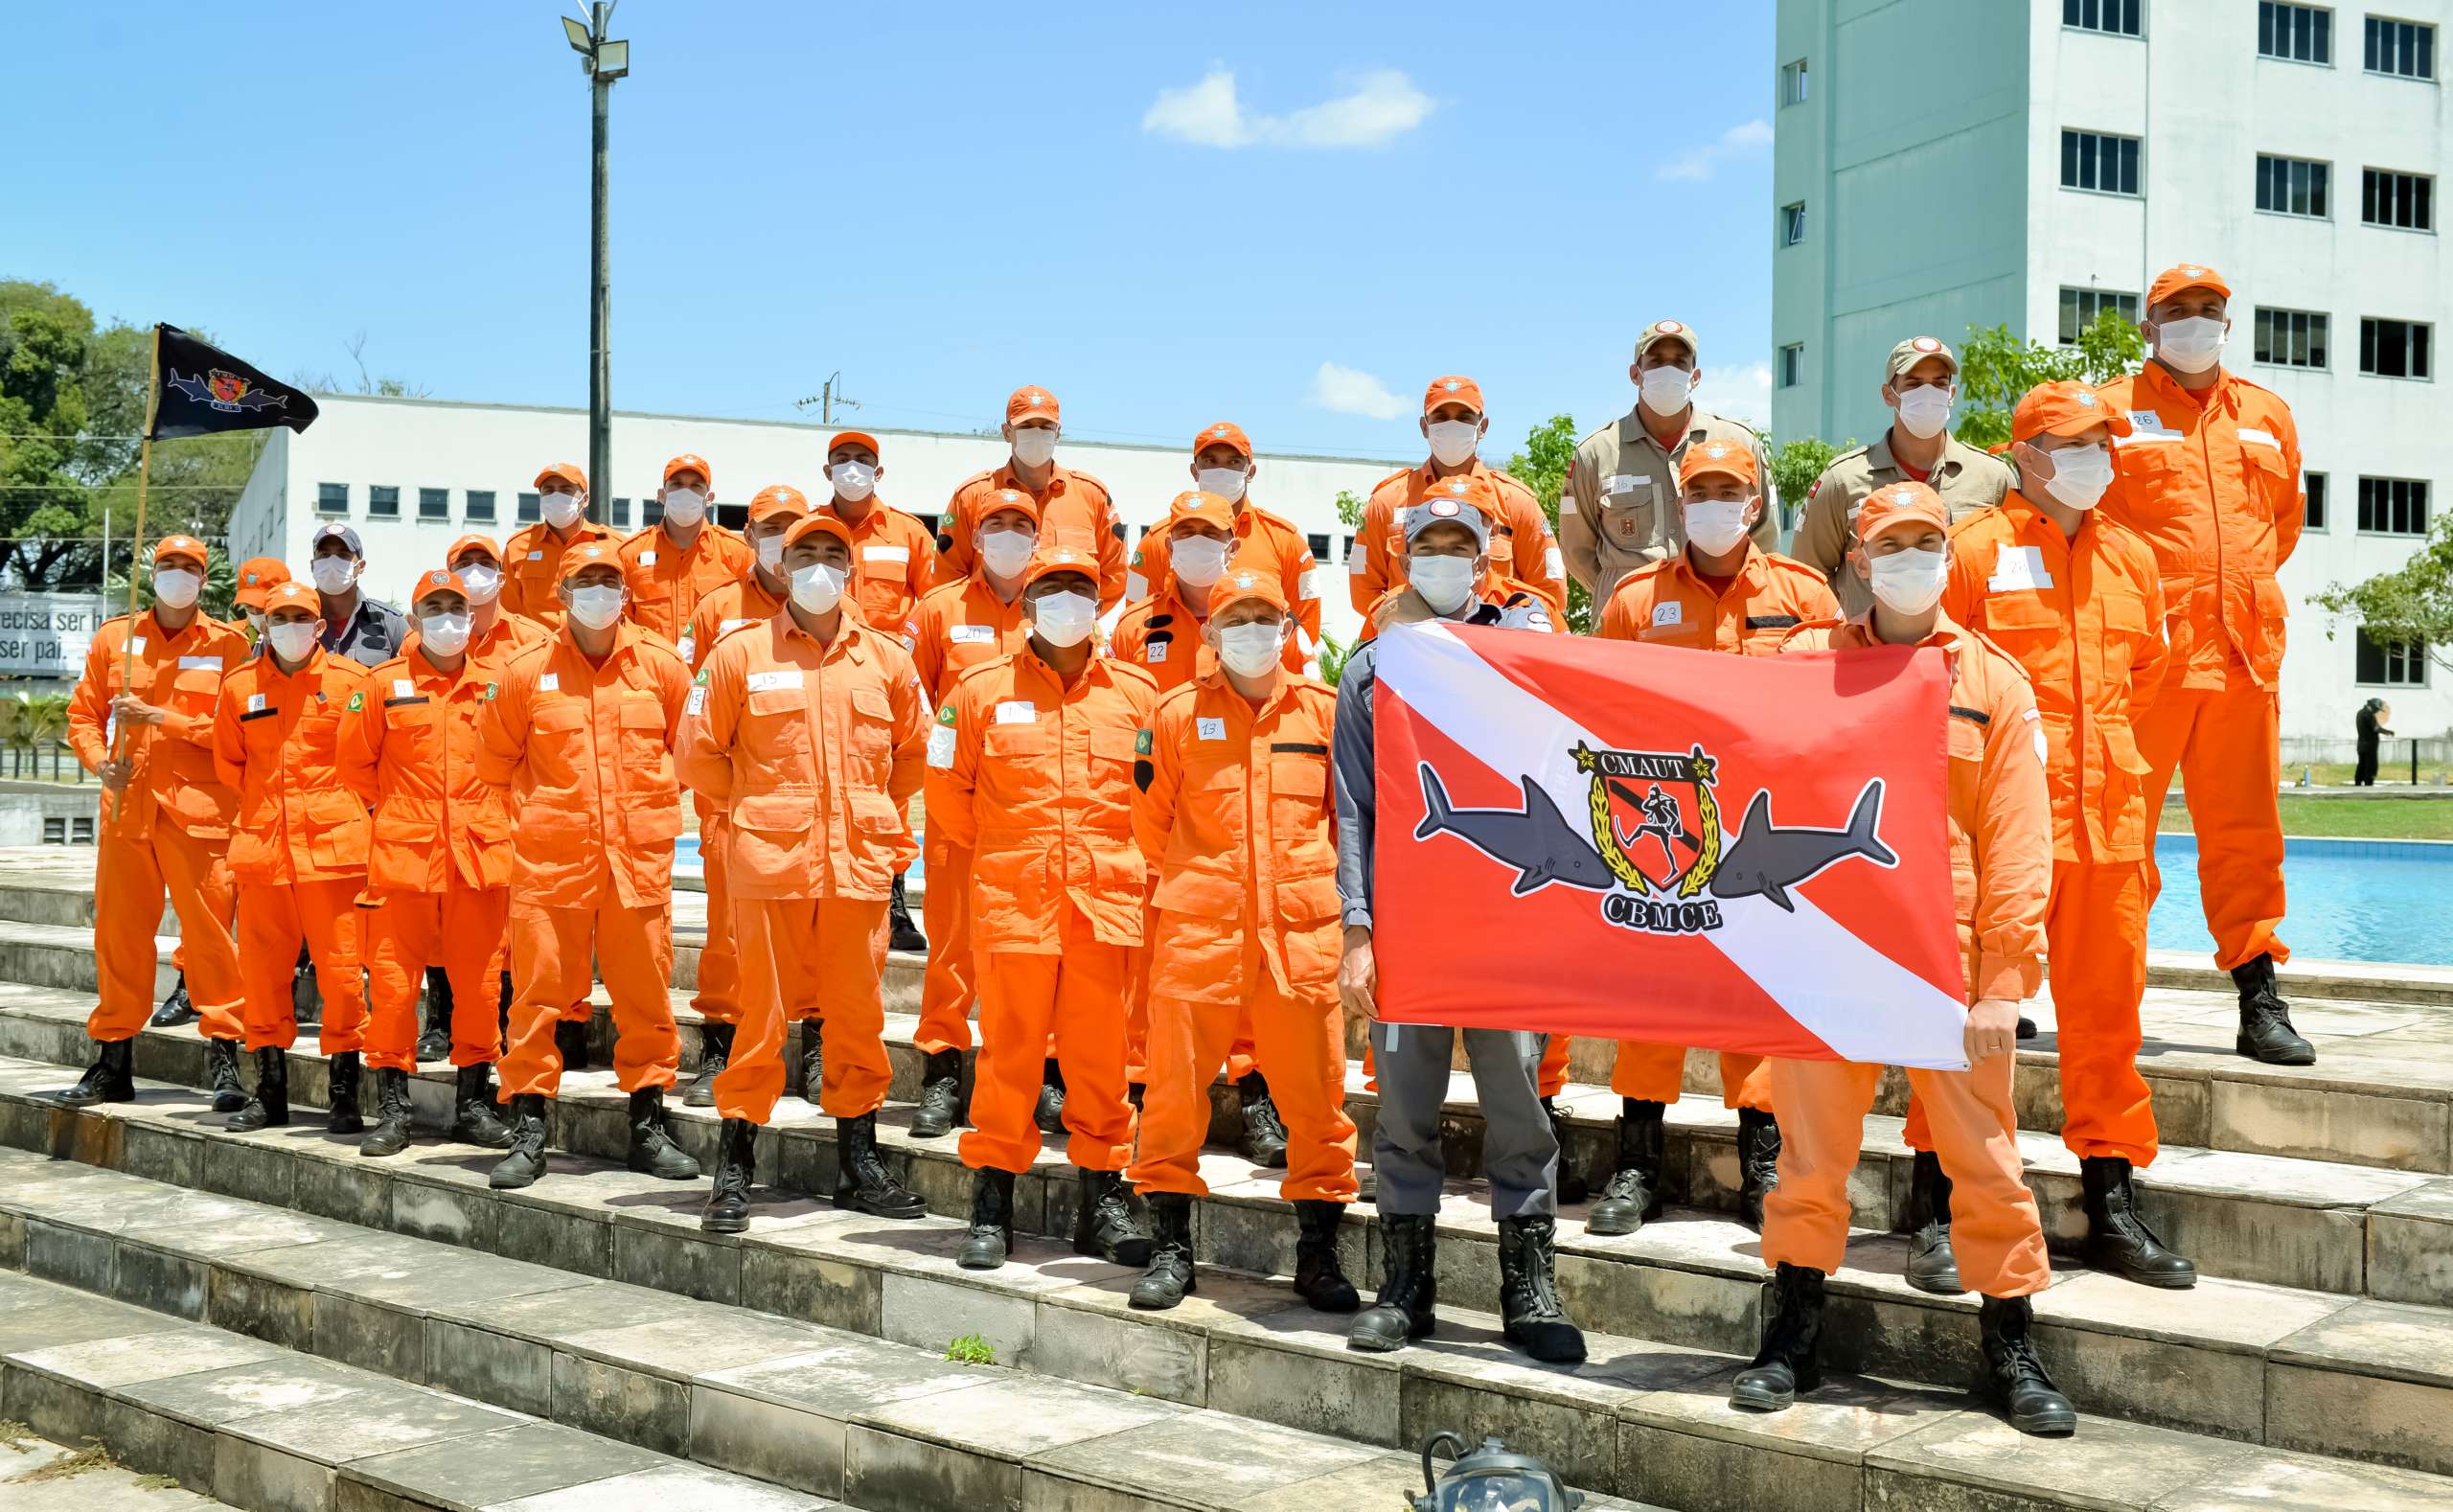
[562, 5, 629, 517]
[794, 371, 862, 426]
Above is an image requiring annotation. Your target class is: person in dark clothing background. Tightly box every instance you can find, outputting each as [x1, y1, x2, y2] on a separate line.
[2353, 699, 2393, 787]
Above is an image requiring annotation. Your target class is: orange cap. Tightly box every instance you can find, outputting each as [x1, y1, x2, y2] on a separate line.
[234, 557, 289, 609]
[1676, 439, 1759, 491]
[747, 484, 812, 522]
[534, 462, 586, 493]
[1162, 490, 1237, 535]
[1208, 567, 1287, 616]
[2011, 381, 2134, 445]
[1006, 386, 1060, 425]
[662, 453, 712, 489]
[406, 568, 468, 603]
[261, 582, 319, 614]
[974, 488, 1042, 528]
[557, 541, 625, 582]
[1422, 375, 1484, 416]
[1192, 421, 1251, 459]
[447, 533, 503, 567]
[826, 430, 881, 460]
[1021, 543, 1100, 590]
[1855, 481, 1950, 543]
[782, 513, 854, 553]
[151, 535, 210, 568]
[2146, 263, 2230, 311]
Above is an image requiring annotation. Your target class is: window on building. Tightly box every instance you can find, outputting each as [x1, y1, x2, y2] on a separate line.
[2064, 0, 2142, 35]
[2254, 308, 2330, 368]
[2257, 154, 2331, 217]
[1780, 58, 1809, 105]
[1305, 533, 1332, 561]
[418, 487, 449, 522]
[2259, 2, 2333, 62]
[2357, 476, 2430, 535]
[2363, 169, 2435, 231]
[2304, 471, 2328, 530]
[1780, 202, 1807, 246]
[642, 497, 665, 527]
[316, 483, 349, 516]
[369, 485, 400, 520]
[2360, 317, 2434, 378]
[2059, 286, 2142, 344]
[516, 491, 541, 524]
[609, 496, 631, 529]
[1778, 344, 1805, 388]
[2366, 15, 2437, 78]
[1341, 534, 1357, 563]
[2356, 629, 2430, 686]
[464, 490, 495, 523]
[2060, 129, 2142, 195]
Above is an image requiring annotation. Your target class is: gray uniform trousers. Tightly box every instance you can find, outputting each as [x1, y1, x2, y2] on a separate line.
[1368, 1021, 1558, 1220]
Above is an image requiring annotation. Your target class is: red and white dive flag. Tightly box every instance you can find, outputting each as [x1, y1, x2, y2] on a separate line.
[1372, 621, 1969, 1068]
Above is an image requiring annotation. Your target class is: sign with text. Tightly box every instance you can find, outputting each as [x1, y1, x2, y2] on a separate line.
[0, 595, 106, 677]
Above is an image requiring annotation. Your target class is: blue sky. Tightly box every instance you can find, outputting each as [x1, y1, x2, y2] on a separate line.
[15, 2, 1777, 463]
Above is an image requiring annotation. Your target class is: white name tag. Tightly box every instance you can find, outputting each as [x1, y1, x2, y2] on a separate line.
[1989, 544, 2052, 593]
[676, 635, 696, 663]
[1652, 602, 1683, 628]
[176, 654, 220, 671]
[392, 679, 414, 698]
[246, 693, 265, 713]
[2118, 411, 2182, 446]
[1296, 567, 1320, 602]
[2237, 426, 2281, 449]
[1345, 552, 1369, 577]
[863, 545, 909, 563]
[638, 550, 657, 567]
[1146, 641, 1170, 664]
[129, 636, 147, 656]
[746, 669, 804, 693]
[527, 550, 545, 561]
[1197, 717, 1226, 741]
[721, 618, 755, 634]
[685, 685, 707, 716]
[951, 624, 996, 644]
[927, 723, 957, 767]
[1605, 473, 1647, 495]
[995, 700, 1035, 724]
[1543, 545, 1565, 582]
[539, 674, 560, 692]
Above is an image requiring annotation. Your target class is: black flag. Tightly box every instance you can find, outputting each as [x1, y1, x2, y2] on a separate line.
[148, 324, 319, 441]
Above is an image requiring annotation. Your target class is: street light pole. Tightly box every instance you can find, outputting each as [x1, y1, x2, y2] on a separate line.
[564, 4, 628, 519]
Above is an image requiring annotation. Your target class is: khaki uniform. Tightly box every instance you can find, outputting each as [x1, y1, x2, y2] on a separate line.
[1563, 406, 1777, 603]
[1795, 432, 2012, 618]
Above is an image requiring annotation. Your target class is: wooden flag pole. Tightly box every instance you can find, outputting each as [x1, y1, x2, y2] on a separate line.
[103, 326, 164, 830]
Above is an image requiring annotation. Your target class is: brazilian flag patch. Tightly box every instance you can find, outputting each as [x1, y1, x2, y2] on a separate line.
[345, 691, 364, 712]
[936, 703, 956, 726]
[481, 682, 498, 701]
[1134, 728, 1153, 755]
[694, 667, 711, 685]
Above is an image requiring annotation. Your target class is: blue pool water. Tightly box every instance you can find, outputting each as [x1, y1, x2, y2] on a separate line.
[2149, 833, 2453, 965]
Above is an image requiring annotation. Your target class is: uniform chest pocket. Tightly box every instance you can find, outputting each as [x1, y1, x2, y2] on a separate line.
[1086, 726, 1139, 813]
[170, 667, 225, 712]
[983, 722, 1054, 801]
[745, 686, 810, 755]
[848, 685, 893, 757]
[1946, 710, 1990, 767]
[619, 694, 672, 775]
[1270, 752, 1329, 802]
[533, 699, 587, 734]
[1599, 486, 1659, 545]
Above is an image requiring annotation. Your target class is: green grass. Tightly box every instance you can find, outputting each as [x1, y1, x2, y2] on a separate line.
[2162, 795, 2453, 841]
[2287, 759, 2449, 788]
[944, 1333, 997, 1365]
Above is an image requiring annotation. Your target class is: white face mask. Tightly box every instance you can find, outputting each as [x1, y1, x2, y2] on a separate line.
[1868, 546, 1949, 615]
[1029, 588, 1098, 648]
[1425, 420, 1480, 469]
[151, 567, 201, 609]
[564, 584, 625, 630]
[1639, 365, 1695, 414]
[1894, 385, 1954, 440]
[2155, 316, 2227, 372]
[2040, 444, 2114, 511]
[1409, 554, 1478, 615]
[829, 462, 877, 503]
[1010, 426, 1059, 469]
[661, 488, 706, 527]
[790, 561, 847, 614]
[1195, 467, 1248, 505]
[753, 532, 786, 570]
[1171, 538, 1228, 588]
[309, 557, 357, 595]
[1684, 500, 1751, 557]
[977, 527, 1037, 579]
[540, 491, 585, 529]
[419, 610, 471, 656]
[455, 562, 502, 604]
[265, 622, 319, 663]
[1216, 621, 1286, 678]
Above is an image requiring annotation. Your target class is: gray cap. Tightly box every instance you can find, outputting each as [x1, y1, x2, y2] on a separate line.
[1402, 477, 1493, 550]
[310, 522, 364, 557]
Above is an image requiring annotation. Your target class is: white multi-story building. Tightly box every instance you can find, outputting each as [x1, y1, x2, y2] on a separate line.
[1772, 0, 2450, 743]
[228, 394, 1405, 648]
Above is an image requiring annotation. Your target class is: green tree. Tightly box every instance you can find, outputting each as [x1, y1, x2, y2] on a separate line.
[2310, 515, 2453, 676]
[1952, 310, 2144, 451]
[1333, 488, 1364, 529]
[1506, 413, 1591, 631]
[1769, 436, 1850, 530]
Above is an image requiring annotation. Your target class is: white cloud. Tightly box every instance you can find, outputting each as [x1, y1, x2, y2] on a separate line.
[1143, 68, 1433, 149]
[1712, 361, 1776, 429]
[1656, 118, 1774, 182]
[1310, 361, 1407, 420]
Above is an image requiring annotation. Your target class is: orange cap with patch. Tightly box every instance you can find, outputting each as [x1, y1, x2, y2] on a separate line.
[1422, 375, 1484, 416]
[782, 514, 854, 553]
[974, 488, 1042, 528]
[2146, 263, 2230, 311]
[2011, 381, 2135, 445]
[447, 534, 503, 567]
[1855, 480, 1950, 542]
[1192, 421, 1250, 459]
[826, 430, 881, 461]
[1208, 567, 1287, 616]
[235, 557, 289, 609]
[534, 462, 586, 493]
[1161, 491, 1237, 535]
[746, 484, 812, 522]
[406, 568, 469, 603]
[662, 453, 713, 489]
[1676, 439, 1759, 491]
[1021, 544, 1100, 590]
[151, 535, 210, 568]
[556, 541, 624, 582]
[260, 582, 320, 614]
[1006, 386, 1059, 425]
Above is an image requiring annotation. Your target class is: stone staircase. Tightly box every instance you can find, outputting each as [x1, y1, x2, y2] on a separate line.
[0, 846, 2449, 1509]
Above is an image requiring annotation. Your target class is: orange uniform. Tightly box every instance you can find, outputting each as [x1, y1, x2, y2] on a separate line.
[622, 520, 752, 650]
[683, 565, 791, 1027]
[69, 601, 249, 1044]
[2095, 332, 2301, 971]
[1594, 542, 1838, 1111]
[212, 637, 373, 1056]
[928, 633, 1159, 1175]
[479, 616, 693, 1097]
[819, 501, 939, 647]
[678, 600, 929, 1124]
[941, 464, 1128, 610]
[502, 518, 618, 630]
[1351, 461, 1568, 617]
[1128, 514, 1323, 673]
[1939, 490, 2169, 1165]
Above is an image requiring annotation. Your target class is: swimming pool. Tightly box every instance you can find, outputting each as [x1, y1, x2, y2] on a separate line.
[2150, 833, 2453, 965]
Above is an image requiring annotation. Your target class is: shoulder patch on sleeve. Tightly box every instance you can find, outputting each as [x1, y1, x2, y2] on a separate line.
[936, 702, 956, 726]
[1135, 727, 1154, 755]
[345, 691, 364, 712]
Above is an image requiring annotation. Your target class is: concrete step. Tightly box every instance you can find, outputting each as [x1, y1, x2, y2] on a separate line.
[10, 1091, 2451, 1511]
[10, 1057, 2453, 1488]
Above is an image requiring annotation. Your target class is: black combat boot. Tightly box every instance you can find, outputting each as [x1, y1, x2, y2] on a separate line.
[452, 1063, 515, 1148]
[1586, 1098, 1665, 1237]
[326, 1051, 364, 1134]
[909, 1048, 964, 1138]
[1542, 1096, 1589, 1204]
[1236, 1072, 1290, 1167]
[54, 1038, 135, 1107]
[2232, 954, 2314, 1065]
[1904, 1150, 1963, 1295]
[207, 1038, 245, 1112]
[2081, 1156, 2196, 1288]
[417, 967, 452, 1063]
[490, 1094, 550, 1189]
[1293, 1199, 1361, 1312]
[1735, 1108, 1781, 1231]
[555, 1018, 591, 1073]
[958, 1168, 1016, 1270]
[684, 1022, 733, 1110]
[1498, 1214, 1586, 1363]
[800, 1026, 825, 1106]
[835, 1112, 926, 1218]
[1348, 1213, 1436, 1352]
[887, 872, 927, 952]
[223, 1047, 288, 1132]
[149, 974, 198, 1029]
[1034, 1058, 1066, 1134]
[702, 1118, 758, 1234]
[1730, 1262, 1825, 1411]
[359, 1068, 415, 1158]
[626, 1088, 701, 1179]
[1073, 1168, 1152, 1266]
[1130, 1192, 1197, 1310]
[1980, 1294, 2076, 1435]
